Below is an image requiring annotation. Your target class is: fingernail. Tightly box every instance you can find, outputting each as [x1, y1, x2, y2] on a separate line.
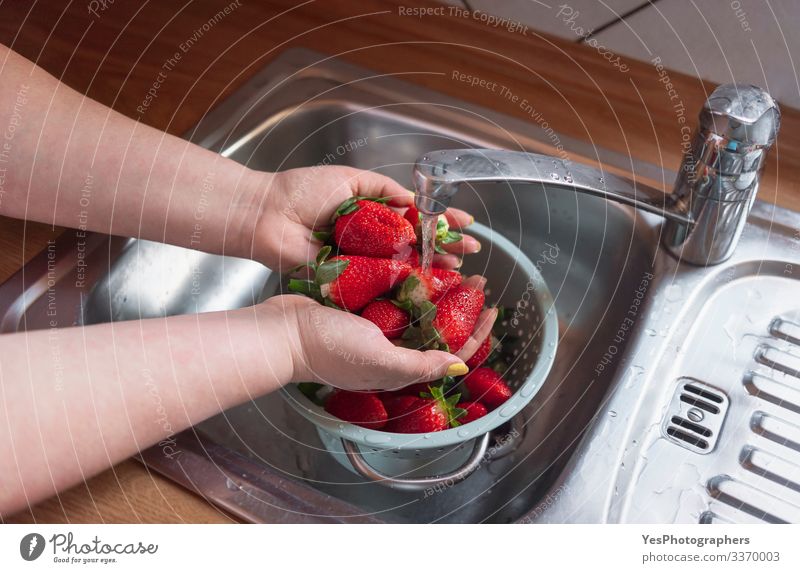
[446, 362, 469, 377]
[469, 215, 475, 225]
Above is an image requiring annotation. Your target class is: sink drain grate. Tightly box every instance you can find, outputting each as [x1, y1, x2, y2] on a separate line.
[662, 379, 730, 454]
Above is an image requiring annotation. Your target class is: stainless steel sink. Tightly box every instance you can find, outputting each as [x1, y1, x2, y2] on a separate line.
[1, 49, 798, 523]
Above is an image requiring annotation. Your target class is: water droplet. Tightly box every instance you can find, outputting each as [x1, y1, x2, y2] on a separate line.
[365, 433, 391, 444]
[225, 477, 239, 491]
[608, 410, 617, 418]
[422, 155, 429, 161]
[664, 283, 682, 302]
[455, 156, 461, 161]
[457, 428, 471, 438]
[645, 328, 657, 337]
[499, 404, 517, 417]
[550, 173, 560, 180]
[424, 433, 432, 440]
[599, 177, 605, 184]
[337, 423, 345, 429]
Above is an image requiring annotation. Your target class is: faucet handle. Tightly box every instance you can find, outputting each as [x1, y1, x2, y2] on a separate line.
[700, 84, 780, 149]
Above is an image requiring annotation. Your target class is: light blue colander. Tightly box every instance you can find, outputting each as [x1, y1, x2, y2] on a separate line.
[283, 222, 558, 490]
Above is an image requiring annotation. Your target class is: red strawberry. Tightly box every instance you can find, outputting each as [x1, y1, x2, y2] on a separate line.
[361, 300, 409, 339]
[403, 205, 421, 231]
[466, 335, 493, 369]
[392, 245, 419, 267]
[384, 396, 448, 433]
[429, 285, 484, 353]
[457, 401, 488, 424]
[325, 256, 410, 311]
[463, 367, 512, 410]
[325, 390, 388, 430]
[334, 199, 416, 258]
[382, 394, 419, 417]
[384, 385, 464, 433]
[398, 267, 462, 305]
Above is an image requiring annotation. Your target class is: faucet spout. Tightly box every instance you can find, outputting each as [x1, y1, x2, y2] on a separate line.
[413, 149, 692, 225]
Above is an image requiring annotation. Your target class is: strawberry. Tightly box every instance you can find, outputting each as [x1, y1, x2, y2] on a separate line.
[383, 386, 466, 433]
[333, 198, 416, 258]
[288, 247, 411, 312]
[325, 390, 388, 430]
[397, 267, 462, 306]
[408, 285, 483, 353]
[466, 335, 493, 369]
[403, 206, 462, 253]
[457, 401, 488, 424]
[463, 367, 512, 410]
[361, 300, 409, 339]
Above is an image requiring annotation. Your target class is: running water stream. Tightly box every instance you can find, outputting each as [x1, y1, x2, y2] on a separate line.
[420, 213, 438, 275]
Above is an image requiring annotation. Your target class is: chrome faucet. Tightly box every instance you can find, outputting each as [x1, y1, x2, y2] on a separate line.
[413, 84, 780, 266]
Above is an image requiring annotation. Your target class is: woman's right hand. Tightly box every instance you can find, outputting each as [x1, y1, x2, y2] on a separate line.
[270, 294, 495, 392]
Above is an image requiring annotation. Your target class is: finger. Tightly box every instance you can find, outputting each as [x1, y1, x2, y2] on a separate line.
[462, 274, 487, 291]
[432, 253, 462, 270]
[352, 170, 414, 207]
[445, 208, 474, 229]
[438, 233, 481, 255]
[457, 308, 497, 361]
[383, 347, 468, 388]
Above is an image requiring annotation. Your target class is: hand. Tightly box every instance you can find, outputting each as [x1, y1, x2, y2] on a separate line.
[244, 165, 481, 271]
[272, 294, 469, 390]
[269, 272, 496, 391]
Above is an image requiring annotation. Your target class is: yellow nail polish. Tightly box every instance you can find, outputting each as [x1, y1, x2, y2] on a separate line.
[446, 363, 469, 377]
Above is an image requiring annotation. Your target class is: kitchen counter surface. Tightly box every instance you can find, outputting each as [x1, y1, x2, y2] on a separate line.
[2, 0, 798, 523]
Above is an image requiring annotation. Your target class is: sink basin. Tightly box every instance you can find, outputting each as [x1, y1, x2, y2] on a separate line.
[1, 49, 797, 523]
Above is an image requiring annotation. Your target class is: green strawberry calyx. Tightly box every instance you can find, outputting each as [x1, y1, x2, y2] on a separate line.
[424, 383, 468, 428]
[331, 195, 391, 222]
[432, 216, 463, 254]
[287, 246, 349, 309]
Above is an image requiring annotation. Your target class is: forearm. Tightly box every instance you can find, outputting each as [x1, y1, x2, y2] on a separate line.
[0, 44, 266, 258]
[0, 300, 295, 516]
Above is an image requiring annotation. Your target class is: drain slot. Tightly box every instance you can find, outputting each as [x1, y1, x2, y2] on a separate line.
[667, 427, 709, 449]
[679, 395, 720, 414]
[663, 379, 729, 454]
[756, 345, 800, 378]
[671, 416, 712, 437]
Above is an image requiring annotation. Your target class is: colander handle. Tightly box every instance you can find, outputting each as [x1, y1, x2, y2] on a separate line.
[341, 433, 490, 492]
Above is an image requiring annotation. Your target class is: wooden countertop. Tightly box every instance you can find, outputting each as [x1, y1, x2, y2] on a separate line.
[2, 0, 799, 523]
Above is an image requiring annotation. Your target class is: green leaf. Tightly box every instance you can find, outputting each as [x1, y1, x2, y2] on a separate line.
[315, 259, 349, 285]
[323, 298, 343, 311]
[315, 245, 332, 266]
[401, 326, 422, 340]
[312, 230, 331, 243]
[450, 407, 469, 426]
[368, 196, 391, 204]
[288, 279, 320, 299]
[297, 382, 325, 405]
[434, 243, 448, 255]
[391, 299, 413, 312]
[334, 196, 359, 219]
[397, 275, 420, 303]
[441, 231, 462, 244]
